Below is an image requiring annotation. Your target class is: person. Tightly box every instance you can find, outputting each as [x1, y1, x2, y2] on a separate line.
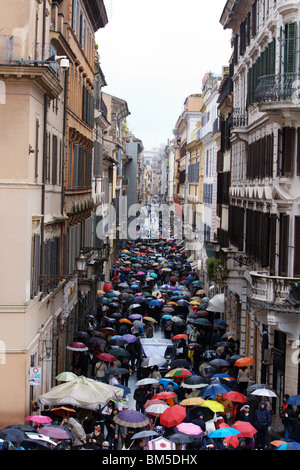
[94, 359, 108, 382]
[253, 400, 272, 450]
[133, 385, 151, 413]
[62, 414, 87, 450]
[239, 404, 255, 424]
[285, 410, 300, 443]
[150, 365, 161, 381]
[145, 322, 154, 338]
[133, 438, 146, 450]
[0, 440, 12, 450]
[215, 394, 234, 424]
[12, 442, 25, 450]
[281, 404, 296, 442]
[237, 366, 249, 395]
[86, 425, 105, 450]
[105, 409, 119, 450]
[210, 328, 222, 347]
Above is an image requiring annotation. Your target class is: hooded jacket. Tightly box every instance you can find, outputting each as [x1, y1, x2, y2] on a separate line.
[254, 401, 272, 430]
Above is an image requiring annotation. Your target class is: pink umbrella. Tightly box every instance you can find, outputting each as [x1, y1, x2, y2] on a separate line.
[66, 342, 88, 352]
[176, 422, 203, 435]
[25, 415, 52, 424]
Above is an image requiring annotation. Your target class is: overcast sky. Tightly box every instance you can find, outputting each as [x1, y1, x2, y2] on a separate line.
[96, 0, 232, 151]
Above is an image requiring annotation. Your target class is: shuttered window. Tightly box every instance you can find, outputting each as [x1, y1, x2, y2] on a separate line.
[94, 141, 103, 177]
[245, 209, 270, 267]
[229, 205, 244, 251]
[279, 214, 290, 276]
[52, 135, 58, 185]
[294, 216, 300, 277]
[31, 234, 40, 298]
[269, 214, 277, 276]
[282, 127, 295, 176]
[284, 22, 297, 74]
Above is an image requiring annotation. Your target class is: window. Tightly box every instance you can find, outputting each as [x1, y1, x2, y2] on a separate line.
[35, 119, 39, 180]
[52, 135, 58, 185]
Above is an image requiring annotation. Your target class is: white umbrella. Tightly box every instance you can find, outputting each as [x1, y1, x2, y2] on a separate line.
[141, 355, 167, 368]
[39, 375, 124, 410]
[251, 388, 278, 398]
[206, 293, 225, 313]
[135, 378, 159, 386]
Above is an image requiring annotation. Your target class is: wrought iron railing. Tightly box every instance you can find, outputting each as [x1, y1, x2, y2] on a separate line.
[254, 72, 300, 103]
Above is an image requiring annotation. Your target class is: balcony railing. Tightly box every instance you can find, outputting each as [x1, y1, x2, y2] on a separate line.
[249, 271, 300, 313]
[254, 72, 300, 103]
[232, 108, 248, 127]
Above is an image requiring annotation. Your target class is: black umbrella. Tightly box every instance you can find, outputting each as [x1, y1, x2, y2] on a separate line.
[200, 350, 218, 360]
[169, 359, 191, 369]
[106, 367, 130, 376]
[0, 428, 27, 442]
[181, 375, 208, 388]
[168, 433, 192, 444]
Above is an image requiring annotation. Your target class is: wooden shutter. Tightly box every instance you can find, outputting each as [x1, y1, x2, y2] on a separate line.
[52, 135, 58, 185]
[294, 216, 300, 277]
[269, 214, 277, 275]
[297, 128, 300, 176]
[285, 22, 297, 74]
[282, 127, 295, 176]
[279, 214, 290, 276]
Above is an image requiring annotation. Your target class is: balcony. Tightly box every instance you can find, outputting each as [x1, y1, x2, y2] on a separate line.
[254, 73, 300, 125]
[249, 271, 300, 314]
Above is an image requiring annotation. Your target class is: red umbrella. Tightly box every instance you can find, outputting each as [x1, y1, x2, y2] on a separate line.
[160, 404, 186, 428]
[223, 391, 247, 403]
[103, 282, 113, 292]
[51, 406, 76, 417]
[66, 342, 88, 352]
[232, 421, 257, 438]
[152, 392, 177, 400]
[219, 423, 240, 448]
[95, 352, 117, 362]
[234, 357, 254, 367]
[172, 334, 188, 340]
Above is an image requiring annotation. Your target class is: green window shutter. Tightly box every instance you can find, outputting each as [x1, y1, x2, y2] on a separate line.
[285, 22, 297, 74]
[294, 216, 300, 277]
[279, 213, 290, 277]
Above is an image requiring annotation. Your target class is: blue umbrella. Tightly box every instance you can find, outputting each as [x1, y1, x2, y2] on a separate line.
[208, 428, 241, 438]
[158, 378, 179, 390]
[200, 383, 231, 398]
[149, 299, 163, 306]
[161, 314, 173, 320]
[286, 395, 300, 406]
[115, 384, 131, 396]
[276, 442, 300, 450]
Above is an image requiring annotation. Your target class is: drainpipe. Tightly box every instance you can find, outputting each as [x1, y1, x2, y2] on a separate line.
[40, 93, 48, 281]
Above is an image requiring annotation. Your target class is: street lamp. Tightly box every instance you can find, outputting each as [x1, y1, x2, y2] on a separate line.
[76, 250, 87, 274]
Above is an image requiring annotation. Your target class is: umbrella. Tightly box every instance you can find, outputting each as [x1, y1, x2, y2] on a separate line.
[172, 334, 188, 340]
[0, 428, 27, 442]
[25, 415, 52, 424]
[66, 342, 88, 352]
[180, 397, 205, 406]
[209, 358, 230, 367]
[276, 442, 300, 450]
[201, 400, 224, 413]
[194, 318, 211, 326]
[287, 394, 300, 406]
[38, 425, 73, 440]
[147, 436, 176, 450]
[201, 350, 218, 360]
[119, 318, 132, 325]
[165, 368, 193, 378]
[95, 352, 117, 362]
[141, 356, 167, 368]
[270, 440, 287, 447]
[181, 375, 208, 389]
[113, 410, 149, 428]
[128, 313, 143, 320]
[143, 316, 157, 323]
[251, 388, 278, 397]
[100, 328, 118, 337]
[206, 293, 225, 312]
[131, 430, 159, 439]
[223, 391, 247, 403]
[200, 383, 231, 397]
[160, 404, 186, 428]
[152, 392, 177, 400]
[234, 357, 254, 367]
[107, 347, 131, 358]
[51, 406, 76, 417]
[158, 378, 179, 390]
[39, 375, 124, 409]
[217, 423, 240, 448]
[146, 403, 169, 416]
[176, 422, 203, 436]
[106, 367, 129, 376]
[122, 334, 138, 343]
[232, 421, 257, 438]
[136, 378, 159, 386]
[168, 433, 192, 444]
[169, 359, 191, 369]
[208, 428, 241, 438]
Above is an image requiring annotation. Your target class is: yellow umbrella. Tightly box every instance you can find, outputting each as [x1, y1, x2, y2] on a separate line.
[190, 301, 200, 305]
[201, 400, 224, 413]
[180, 397, 205, 406]
[143, 316, 157, 323]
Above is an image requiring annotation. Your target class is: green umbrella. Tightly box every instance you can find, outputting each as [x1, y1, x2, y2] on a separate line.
[108, 347, 131, 357]
[195, 318, 211, 326]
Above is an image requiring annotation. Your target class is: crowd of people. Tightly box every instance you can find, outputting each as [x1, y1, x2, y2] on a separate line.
[1, 238, 299, 451]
